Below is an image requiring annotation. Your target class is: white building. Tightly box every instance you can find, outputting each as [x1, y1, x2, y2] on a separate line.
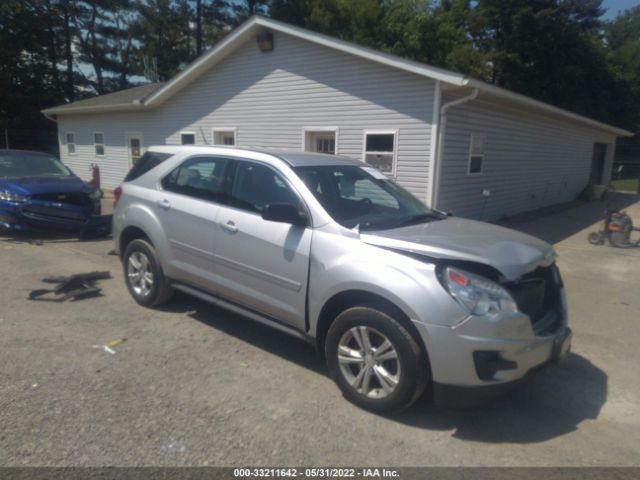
[43, 16, 633, 220]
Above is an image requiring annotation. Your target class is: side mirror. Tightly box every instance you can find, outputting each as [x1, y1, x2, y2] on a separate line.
[262, 203, 308, 227]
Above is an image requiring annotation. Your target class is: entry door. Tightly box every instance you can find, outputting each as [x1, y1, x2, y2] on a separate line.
[155, 155, 230, 291]
[590, 143, 608, 185]
[213, 160, 312, 329]
[127, 133, 143, 167]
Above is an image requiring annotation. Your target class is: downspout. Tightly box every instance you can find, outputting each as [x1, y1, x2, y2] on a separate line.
[430, 87, 479, 209]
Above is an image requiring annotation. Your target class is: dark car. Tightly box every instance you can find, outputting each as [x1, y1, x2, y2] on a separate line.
[0, 150, 105, 234]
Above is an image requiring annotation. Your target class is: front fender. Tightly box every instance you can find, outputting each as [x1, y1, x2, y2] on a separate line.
[308, 231, 468, 336]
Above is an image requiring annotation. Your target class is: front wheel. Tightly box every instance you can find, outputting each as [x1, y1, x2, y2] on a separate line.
[123, 238, 174, 307]
[588, 232, 604, 245]
[325, 306, 429, 413]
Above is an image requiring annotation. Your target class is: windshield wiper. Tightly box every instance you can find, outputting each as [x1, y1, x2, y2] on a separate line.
[398, 212, 443, 227]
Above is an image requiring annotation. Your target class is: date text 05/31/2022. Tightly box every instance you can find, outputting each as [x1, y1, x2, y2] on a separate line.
[233, 468, 400, 478]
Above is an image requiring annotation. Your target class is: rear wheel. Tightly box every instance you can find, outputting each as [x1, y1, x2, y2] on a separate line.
[325, 305, 428, 413]
[123, 238, 174, 306]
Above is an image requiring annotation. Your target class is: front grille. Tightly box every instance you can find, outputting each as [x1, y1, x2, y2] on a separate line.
[505, 264, 563, 334]
[31, 192, 93, 209]
[21, 205, 87, 224]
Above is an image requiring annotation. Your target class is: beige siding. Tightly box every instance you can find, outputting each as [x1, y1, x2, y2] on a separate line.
[437, 94, 617, 220]
[57, 112, 166, 189]
[58, 31, 435, 196]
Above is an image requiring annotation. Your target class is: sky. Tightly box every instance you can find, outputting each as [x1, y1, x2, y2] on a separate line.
[601, 0, 640, 19]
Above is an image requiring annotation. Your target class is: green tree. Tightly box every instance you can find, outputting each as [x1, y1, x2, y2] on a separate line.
[605, 6, 640, 131]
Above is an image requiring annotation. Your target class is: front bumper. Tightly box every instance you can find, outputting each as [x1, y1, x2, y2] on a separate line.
[432, 327, 572, 408]
[0, 200, 110, 236]
[414, 299, 571, 406]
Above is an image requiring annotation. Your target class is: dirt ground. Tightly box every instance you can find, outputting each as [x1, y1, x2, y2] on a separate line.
[0, 195, 639, 466]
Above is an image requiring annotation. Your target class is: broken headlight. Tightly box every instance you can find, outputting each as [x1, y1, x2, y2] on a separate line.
[444, 267, 518, 316]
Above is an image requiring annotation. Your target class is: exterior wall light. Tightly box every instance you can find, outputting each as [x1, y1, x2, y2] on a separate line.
[257, 31, 274, 52]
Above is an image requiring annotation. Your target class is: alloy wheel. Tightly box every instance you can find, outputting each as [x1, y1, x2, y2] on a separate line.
[337, 326, 401, 399]
[127, 251, 154, 297]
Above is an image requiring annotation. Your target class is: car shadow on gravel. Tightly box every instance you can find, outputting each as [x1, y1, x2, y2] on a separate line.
[157, 292, 326, 374]
[393, 352, 608, 443]
[159, 294, 607, 444]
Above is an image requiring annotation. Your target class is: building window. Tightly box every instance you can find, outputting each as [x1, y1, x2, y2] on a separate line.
[364, 131, 396, 174]
[181, 132, 196, 145]
[94, 132, 105, 156]
[66, 132, 76, 155]
[213, 129, 236, 146]
[468, 134, 485, 175]
[304, 129, 337, 154]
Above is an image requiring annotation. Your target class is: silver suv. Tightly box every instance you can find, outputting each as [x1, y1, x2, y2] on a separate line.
[113, 146, 572, 412]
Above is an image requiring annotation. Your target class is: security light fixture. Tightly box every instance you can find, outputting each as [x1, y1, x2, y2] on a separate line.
[257, 31, 273, 52]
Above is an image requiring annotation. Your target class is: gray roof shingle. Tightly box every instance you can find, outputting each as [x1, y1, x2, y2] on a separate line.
[43, 82, 165, 114]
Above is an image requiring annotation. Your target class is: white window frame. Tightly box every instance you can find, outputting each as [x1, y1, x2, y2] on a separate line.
[180, 131, 197, 145]
[212, 127, 237, 146]
[302, 127, 339, 155]
[93, 131, 105, 157]
[65, 132, 76, 155]
[125, 132, 143, 167]
[362, 129, 398, 177]
[467, 133, 485, 176]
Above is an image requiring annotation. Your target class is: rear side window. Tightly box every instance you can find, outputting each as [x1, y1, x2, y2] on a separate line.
[124, 151, 172, 182]
[161, 156, 230, 203]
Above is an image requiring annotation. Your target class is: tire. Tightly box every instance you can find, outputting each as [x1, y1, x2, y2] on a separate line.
[588, 232, 604, 245]
[325, 305, 429, 413]
[123, 238, 174, 307]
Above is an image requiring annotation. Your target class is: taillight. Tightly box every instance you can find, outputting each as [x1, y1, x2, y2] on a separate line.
[113, 185, 122, 209]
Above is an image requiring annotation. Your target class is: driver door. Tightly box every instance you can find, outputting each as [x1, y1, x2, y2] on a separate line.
[212, 160, 312, 330]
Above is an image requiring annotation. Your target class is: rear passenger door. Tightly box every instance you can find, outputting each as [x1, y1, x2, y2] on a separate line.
[213, 159, 312, 330]
[156, 155, 230, 291]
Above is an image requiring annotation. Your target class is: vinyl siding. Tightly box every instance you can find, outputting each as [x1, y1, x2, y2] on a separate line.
[57, 31, 435, 196]
[437, 94, 617, 220]
[160, 31, 434, 200]
[57, 112, 166, 189]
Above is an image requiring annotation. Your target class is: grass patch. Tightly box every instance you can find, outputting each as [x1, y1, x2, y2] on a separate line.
[611, 178, 640, 192]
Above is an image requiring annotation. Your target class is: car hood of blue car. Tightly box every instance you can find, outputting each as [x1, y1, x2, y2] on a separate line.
[0, 175, 95, 196]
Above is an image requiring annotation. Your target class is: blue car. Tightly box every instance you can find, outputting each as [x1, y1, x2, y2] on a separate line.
[0, 150, 105, 234]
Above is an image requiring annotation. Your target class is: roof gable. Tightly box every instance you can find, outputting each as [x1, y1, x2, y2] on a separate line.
[43, 16, 632, 137]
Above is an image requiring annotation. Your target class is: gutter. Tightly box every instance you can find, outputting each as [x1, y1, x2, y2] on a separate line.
[430, 87, 479, 209]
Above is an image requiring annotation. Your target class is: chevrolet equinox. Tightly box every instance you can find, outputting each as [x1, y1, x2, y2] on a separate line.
[113, 146, 572, 412]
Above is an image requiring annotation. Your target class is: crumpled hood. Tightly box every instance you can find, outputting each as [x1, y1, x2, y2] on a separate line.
[360, 217, 555, 281]
[0, 176, 94, 196]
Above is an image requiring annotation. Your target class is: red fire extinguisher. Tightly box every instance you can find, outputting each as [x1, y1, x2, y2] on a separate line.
[89, 163, 101, 190]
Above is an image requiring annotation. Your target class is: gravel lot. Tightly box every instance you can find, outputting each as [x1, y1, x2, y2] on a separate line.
[1, 196, 639, 467]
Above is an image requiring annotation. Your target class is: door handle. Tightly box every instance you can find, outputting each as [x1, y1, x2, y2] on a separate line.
[157, 198, 171, 210]
[221, 220, 238, 234]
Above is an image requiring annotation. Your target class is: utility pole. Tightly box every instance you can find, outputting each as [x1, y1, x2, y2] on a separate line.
[4, 128, 8, 149]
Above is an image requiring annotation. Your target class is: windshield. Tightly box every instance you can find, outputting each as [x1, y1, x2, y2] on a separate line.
[0, 153, 74, 178]
[294, 165, 443, 230]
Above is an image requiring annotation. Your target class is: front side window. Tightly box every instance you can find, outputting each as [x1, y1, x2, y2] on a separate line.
[229, 162, 302, 214]
[213, 129, 236, 146]
[94, 132, 105, 156]
[181, 132, 196, 145]
[162, 156, 229, 203]
[294, 165, 441, 231]
[66, 132, 76, 154]
[364, 132, 396, 174]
